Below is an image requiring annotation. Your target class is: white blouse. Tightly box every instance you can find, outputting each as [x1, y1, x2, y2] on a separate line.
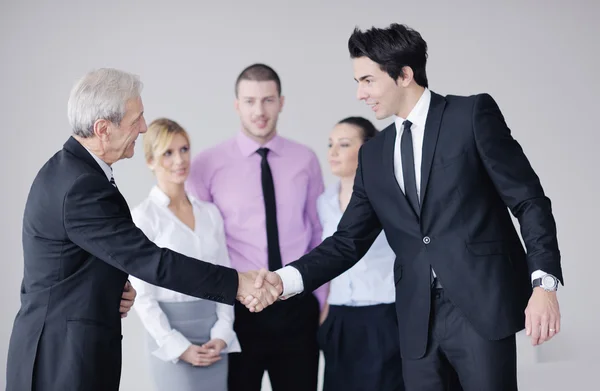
[129, 186, 241, 362]
[318, 181, 396, 306]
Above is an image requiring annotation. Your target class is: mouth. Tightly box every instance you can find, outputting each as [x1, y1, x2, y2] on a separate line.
[367, 102, 379, 112]
[254, 119, 268, 129]
[173, 168, 187, 176]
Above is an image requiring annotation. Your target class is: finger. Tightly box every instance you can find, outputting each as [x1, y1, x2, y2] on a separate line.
[539, 316, 549, 343]
[120, 299, 133, 308]
[120, 313, 127, 318]
[254, 268, 268, 289]
[525, 310, 532, 336]
[242, 295, 256, 306]
[530, 314, 541, 346]
[245, 297, 260, 308]
[555, 316, 561, 334]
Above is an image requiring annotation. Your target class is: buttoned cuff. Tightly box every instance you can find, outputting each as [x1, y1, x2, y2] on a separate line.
[150, 329, 191, 363]
[275, 266, 305, 299]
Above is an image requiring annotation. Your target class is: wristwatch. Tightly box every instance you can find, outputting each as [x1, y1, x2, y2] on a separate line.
[532, 274, 559, 292]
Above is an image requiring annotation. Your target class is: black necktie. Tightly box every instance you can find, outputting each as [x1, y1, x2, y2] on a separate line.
[257, 148, 283, 271]
[401, 120, 420, 216]
[109, 169, 117, 188]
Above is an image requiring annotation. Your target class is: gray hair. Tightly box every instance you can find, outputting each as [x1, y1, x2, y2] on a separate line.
[67, 68, 143, 138]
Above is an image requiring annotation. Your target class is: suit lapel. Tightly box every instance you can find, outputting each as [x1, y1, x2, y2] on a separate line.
[420, 92, 446, 206]
[382, 124, 416, 218]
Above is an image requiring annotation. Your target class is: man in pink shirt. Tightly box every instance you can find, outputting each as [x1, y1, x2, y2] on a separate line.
[186, 63, 326, 391]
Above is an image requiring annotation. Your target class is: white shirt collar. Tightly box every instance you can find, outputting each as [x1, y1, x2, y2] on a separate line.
[149, 185, 199, 208]
[83, 146, 113, 182]
[394, 88, 431, 132]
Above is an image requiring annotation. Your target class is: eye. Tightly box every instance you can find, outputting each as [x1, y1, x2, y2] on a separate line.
[163, 150, 172, 157]
[181, 146, 189, 153]
[340, 143, 350, 148]
[327, 143, 332, 148]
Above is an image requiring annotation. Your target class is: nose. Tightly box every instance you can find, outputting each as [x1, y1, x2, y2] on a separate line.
[356, 85, 368, 101]
[139, 118, 148, 134]
[328, 145, 338, 157]
[173, 152, 184, 165]
[254, 102, 265, 116]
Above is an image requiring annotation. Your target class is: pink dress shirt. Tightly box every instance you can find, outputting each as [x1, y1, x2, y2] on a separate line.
[186, 132, 328, 309]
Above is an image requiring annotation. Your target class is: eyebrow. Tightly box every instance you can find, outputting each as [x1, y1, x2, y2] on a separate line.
[354, 75, 373, 82]
[133, 111, 144, 123]
[241, 96, 276, 100]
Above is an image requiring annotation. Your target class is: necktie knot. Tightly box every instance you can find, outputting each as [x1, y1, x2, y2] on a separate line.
[403, 119, 413, 132]
[257, 147, 270, 158]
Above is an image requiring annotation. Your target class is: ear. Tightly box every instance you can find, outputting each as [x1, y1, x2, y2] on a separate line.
[92, 118, 111, 140]
[146, 156, 156, 171]
[234, 98, 240, 114]
[278, 95, 285, 113]
[398, 66, 414, 88]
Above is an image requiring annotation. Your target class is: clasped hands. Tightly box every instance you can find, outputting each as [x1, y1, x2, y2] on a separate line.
[237, 269, 283, 312]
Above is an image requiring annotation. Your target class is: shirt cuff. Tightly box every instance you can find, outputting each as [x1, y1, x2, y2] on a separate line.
[275, 266, 305, 299]
[151, 329, 191, 363]
[531, 269, 547, 283]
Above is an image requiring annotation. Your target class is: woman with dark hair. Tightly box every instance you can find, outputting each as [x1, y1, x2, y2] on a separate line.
[316, 116, 403, 391]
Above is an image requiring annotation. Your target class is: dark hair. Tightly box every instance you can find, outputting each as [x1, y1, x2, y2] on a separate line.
[348, 23, 428, 88]
[235, 63, 281, 97]
[337, 116, 378, 143]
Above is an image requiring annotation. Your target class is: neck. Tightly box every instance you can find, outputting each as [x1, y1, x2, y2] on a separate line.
[74, 135, 112, 166]
[339, 175, 355, 194]
[395, 85, 426, 119]
[158, 181, 188, 207]
[243, 129, 277, 146]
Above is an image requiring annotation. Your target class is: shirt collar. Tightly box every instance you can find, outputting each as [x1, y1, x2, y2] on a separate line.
[236, 131, 284, 157]
[149, 185, 198, 208]
[394, 88, 431, 132]
[83, 146, 113, 181]
[322, 181, 342, 212]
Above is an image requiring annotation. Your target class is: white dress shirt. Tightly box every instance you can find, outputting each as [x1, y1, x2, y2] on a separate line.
[318, 182, 395, 306]
[277, 88, 546, 297]
[129, 186, 241, 362]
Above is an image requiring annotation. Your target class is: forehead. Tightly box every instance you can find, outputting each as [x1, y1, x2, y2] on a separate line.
[237, 80, 279, 98]
[352, 56, 386, 79]
[124, 96, 143, 115]
[331, 123, 361, 138]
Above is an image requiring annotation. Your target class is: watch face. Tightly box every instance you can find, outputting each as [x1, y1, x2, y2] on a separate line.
[542, 275, 557, 289]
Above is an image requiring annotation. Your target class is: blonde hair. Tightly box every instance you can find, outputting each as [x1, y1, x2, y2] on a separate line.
[143, 118, 190, 162]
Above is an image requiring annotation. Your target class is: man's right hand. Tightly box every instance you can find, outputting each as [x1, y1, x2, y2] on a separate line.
[237, 269, 282, 312]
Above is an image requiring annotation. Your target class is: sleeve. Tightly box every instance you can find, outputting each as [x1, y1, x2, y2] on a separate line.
[305, 152, 329, 309]
[63, 174, 239, 304]
[128, 208, 191, 363]
[306, 152, 325, 249]
[288, 147, 383, 294]
[207, 205, 239, 351]
[472, 93, 563, 284]
[185, 153, 213, 202]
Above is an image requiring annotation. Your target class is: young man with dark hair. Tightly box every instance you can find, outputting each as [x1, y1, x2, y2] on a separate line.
[252, 24, 564, 391]
[187, 63, 327, 391]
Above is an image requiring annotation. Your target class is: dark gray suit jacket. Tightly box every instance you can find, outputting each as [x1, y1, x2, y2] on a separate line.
[6, 136, 239, 391]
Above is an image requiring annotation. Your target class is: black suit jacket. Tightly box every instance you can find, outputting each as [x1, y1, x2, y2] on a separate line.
[289, 92, 563, 359]
[6, 137, 239, 391]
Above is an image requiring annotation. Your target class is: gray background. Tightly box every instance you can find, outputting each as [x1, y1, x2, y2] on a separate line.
[1, 0, 598, 389]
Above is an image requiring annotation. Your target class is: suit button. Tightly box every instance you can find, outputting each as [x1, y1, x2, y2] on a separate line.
[423, 236, 431, 244]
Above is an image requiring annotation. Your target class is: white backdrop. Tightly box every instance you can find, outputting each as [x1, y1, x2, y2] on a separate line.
[1, 0, 599, 389]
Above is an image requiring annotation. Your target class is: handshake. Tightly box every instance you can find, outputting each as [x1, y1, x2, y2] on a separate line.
[236, 269, 284, 312]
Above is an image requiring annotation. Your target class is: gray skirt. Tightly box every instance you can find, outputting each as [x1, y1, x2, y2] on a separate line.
[145, 300, 228, 391]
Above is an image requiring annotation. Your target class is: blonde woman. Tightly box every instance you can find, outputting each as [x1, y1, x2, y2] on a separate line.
[129, 118, 240, 391]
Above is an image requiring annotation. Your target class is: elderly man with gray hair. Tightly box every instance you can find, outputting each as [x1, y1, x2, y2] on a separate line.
[5, 68, 282, 391]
